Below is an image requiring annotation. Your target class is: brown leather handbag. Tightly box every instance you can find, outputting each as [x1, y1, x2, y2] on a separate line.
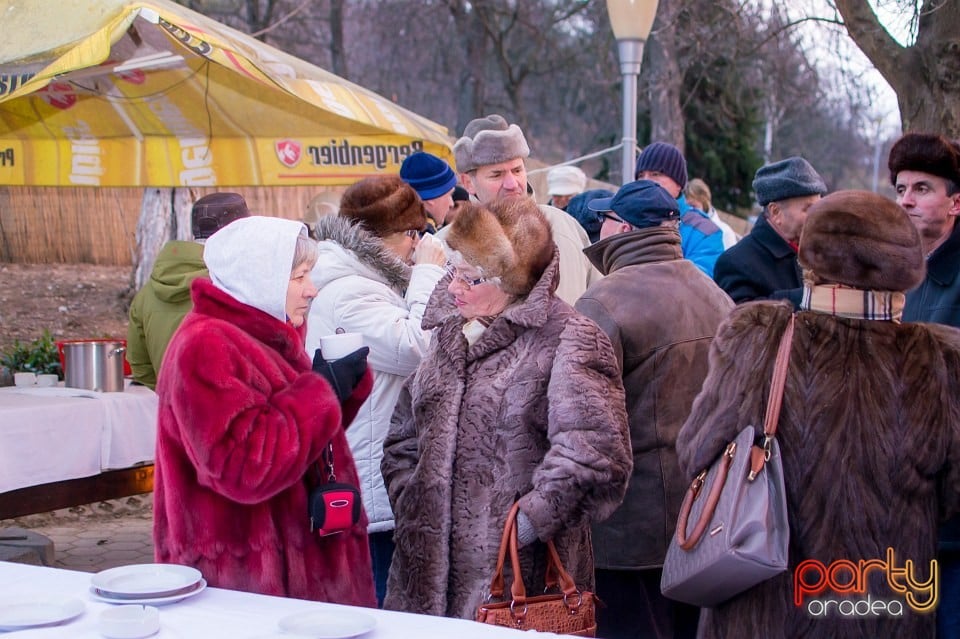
[475, 502, 597, 637]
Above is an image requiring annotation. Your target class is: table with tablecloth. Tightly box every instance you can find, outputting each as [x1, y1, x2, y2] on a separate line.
[0, 381, 157, 517]
[0, 561, 567, 638]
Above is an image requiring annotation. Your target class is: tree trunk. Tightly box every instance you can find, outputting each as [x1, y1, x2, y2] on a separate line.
[645, 0, 685, 151]
[329, 0, 348, 79]
[836, 0, 960, 136]
[132, 188, 194, 291]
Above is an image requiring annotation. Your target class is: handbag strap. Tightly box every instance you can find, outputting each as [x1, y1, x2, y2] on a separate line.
[487, 502, 579, 605]
[675, 313, 794, 551]
[748, 313, 794, 479]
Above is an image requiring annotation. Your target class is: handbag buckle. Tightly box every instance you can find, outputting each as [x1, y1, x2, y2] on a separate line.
[509, 600, 528, 626]
[762, 434, 773, 461]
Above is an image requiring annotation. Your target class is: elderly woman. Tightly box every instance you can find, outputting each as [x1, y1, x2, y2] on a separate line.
[154, 216, 376, 606]
[676, 191, 960, 638]
[305, 175, 447, 606]
[381, 197, 633, 619]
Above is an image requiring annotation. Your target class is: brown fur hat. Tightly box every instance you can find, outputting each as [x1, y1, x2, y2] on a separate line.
[338, 175, 425, 237]
[446, 197, 553, 296]
[798, 190, 924, 291]
[453, 114, 530, 174]
[888, 132, 960, 187]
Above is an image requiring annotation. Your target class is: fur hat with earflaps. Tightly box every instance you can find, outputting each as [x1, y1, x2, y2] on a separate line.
[445, 197, 553, 296]
[888, 132, 960, 186]
[798, 190, 925, 292]
[338, 175, 425, 238]
[453, 114, 530, 174]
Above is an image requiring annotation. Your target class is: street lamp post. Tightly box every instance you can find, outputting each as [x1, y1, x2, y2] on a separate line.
[606, 0, 659, 185]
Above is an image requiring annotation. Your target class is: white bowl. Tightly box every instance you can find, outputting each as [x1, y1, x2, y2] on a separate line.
[99, 605, 159, 639]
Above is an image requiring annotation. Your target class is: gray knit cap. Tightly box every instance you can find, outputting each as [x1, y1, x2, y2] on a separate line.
[453, 114, 530, 174]
[753, 157, 827, 207]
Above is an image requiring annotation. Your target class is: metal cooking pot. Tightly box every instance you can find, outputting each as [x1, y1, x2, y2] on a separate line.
[62, 340, 126, 392]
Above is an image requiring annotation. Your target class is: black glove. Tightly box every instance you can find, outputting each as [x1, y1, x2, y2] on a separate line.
[312, 346, 370, 403]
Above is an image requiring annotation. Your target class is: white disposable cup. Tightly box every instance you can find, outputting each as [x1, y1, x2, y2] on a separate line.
[13, 372, 36, 387]
[319, 332, 363, 361]
[36, 374, 59, 387]
[99, 604, 160, 639]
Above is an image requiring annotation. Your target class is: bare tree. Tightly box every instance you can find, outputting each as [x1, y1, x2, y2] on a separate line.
[834, 0, 960, 135]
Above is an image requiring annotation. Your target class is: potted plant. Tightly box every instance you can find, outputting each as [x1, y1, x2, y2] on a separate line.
[0, 330, 63, 385]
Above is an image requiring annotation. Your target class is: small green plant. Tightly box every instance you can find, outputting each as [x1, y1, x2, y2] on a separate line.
[0, 330, 63, 378]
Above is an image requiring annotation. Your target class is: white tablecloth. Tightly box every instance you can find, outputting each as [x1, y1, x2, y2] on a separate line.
[0, 380, 157, 493]
[0, 561, 566, 638]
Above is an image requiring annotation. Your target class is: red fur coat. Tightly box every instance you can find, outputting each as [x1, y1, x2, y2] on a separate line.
[154, 278, 375, 606]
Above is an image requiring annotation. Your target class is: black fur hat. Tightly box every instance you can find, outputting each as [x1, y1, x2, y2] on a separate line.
[888, 132, 960, 186]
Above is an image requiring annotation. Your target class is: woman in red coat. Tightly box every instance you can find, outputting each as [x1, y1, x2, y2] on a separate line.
[153, 215, 375, 606]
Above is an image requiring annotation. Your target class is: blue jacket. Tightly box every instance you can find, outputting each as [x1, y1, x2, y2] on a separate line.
[677, 194, 723, 278]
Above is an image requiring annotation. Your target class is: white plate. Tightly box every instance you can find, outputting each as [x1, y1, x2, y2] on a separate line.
[0, 597, 85, 631]
[277, 610, 376, 638]
[92, 563, 202, 596]
[91, 578, 207, 606]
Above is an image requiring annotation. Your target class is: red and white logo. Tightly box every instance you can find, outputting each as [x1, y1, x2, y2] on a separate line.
[275, 139, 302, 168]
[39, 82, 77, 110]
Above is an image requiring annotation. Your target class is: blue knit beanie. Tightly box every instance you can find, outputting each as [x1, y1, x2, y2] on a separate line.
[400, 152, 458, 200]
[566, 189, 614, 244]
[634, 142, 688, 188]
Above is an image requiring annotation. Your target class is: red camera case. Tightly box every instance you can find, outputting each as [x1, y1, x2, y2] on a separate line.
[308, 483, 361, 536]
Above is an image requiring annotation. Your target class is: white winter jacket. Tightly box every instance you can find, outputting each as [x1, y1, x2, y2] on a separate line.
[305, 216, 444, 534]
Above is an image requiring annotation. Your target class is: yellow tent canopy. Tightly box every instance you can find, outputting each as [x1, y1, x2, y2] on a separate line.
[0, 0, 454, 186]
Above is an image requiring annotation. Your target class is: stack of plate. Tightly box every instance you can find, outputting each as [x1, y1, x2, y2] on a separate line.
[90, 564, 206, 605]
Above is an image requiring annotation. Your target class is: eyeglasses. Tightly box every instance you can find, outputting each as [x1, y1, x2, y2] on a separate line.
[445, 263, 489, 289]
[599, 211, 627, 224]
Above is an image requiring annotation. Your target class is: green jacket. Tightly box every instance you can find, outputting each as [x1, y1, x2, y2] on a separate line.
[126, 241, 206, 389]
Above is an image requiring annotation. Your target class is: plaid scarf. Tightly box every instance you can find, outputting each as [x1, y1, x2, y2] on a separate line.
[800, 284, 905, 322]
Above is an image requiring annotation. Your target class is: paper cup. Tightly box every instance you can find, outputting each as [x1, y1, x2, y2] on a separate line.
[14, 372, 36, 387]
[36, 374, 59, 387]
[319, 333, 363, 361]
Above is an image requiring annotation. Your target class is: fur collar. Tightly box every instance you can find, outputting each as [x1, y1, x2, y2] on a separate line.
[313, 215, 411, 294]
[190, 278, 309, 366]
[584, 226, 682, 275]
[422, 249, 561, 332]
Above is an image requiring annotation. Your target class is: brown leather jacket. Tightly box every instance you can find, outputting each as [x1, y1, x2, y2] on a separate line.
[576, 227, 734, 569]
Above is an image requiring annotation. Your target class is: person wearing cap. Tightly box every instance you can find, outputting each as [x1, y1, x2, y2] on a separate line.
[126, 192, 250, 390]
[452, 113, 600, 305]
[154, 216, 376, 605]
[305, 175, 447, 606]
[712, 156, 827, 305]
[635, 141, 724, 277]
[400, 151, 458, 234]
[677, 190, 960, 639]
[382, 196, 632, 620]
[888, 131, 960, 639]
[546, 165, 588, 210]
[565, 188, 615, 244]
[575, 181, 733, 639]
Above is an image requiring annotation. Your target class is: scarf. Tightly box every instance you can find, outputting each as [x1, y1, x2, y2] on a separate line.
[800, 284, 905, 322]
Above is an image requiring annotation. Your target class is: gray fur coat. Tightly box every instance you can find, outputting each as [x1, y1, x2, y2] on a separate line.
[381, 253, 633, 619]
